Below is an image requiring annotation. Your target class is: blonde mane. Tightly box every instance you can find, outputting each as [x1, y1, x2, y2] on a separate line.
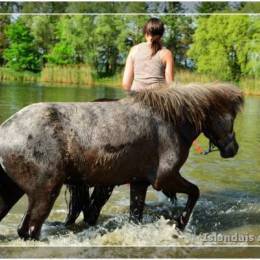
[131, 83, 244, 131]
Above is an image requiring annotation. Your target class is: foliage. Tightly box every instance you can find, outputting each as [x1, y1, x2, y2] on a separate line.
[196, 2, 229, 13]
[21, 15, 58, 59]
[0, 16, 10, 65]
[188, 16, 259, 81]
[3, 20, 41, 71]
[239, 2, 260, 13]
[0, 2, 259, 83]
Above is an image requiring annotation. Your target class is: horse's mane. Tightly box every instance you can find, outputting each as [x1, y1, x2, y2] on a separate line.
[130, 83, 244, 131]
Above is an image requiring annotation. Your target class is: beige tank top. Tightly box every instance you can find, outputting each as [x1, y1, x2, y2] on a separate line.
[131, 42, 166, 91]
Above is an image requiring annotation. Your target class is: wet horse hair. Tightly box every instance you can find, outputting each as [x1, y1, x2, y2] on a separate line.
[132, 83, 243, 131]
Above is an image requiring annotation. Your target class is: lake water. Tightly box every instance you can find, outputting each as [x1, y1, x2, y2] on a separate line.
[0, 82, 259, 257]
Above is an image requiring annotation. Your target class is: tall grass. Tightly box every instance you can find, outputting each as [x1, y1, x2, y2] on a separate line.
[239, 77, 260, 95]
[0, 66, 259, 95]
[40, 64, 93, 86]
[0, 67, 39, 82]
[175, 70, 260, 95]
[174, 70, 218, 84]
[94, 73, 122, 87]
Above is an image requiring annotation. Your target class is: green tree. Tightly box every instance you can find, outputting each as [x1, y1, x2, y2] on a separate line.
[188, 16, 258, 81]
[0, 16, 10, 65]
[47, 16, 94, 65]
[243, 17, 260, 78]
[160, 3, 194, 68]
[91, 16, 123, 76]
[0, 4, 14, 66]
[3, 20, 41, 71]
[21, 2, 68, 13]
[239, 2, 260, 13]
[47, 42, 76, 65]
[20, 15, 58, 63]
[196, 2, 229, 13]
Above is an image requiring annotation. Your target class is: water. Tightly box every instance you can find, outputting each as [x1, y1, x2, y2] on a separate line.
[0, 82, 259, 257]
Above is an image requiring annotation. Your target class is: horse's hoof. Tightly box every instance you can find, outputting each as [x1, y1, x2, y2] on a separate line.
[84, 215, 98, 226]
[129, 216, 142, 225]
[174, 216, 187, 231]
[84, 218, 97, 226]
[17, 227, 40, 241]
[17, 227, 29, 240]
[64, 217, 77, 227]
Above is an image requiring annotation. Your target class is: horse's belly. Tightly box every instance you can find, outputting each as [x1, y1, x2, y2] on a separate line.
[68, 147, 156, 186]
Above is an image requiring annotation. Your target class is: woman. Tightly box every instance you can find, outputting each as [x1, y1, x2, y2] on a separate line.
[122, 18, 174, 91]
[123, 17, 175, 204]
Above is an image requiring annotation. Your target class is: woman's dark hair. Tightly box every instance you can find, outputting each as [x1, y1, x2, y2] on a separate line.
[143, 18, 165, 56]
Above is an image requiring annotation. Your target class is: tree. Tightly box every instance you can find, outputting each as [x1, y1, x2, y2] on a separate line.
[196, 2, 229, 13]
[46, 16, 94, 65]
[0, 16, 10, 65]
[21, 2, 68, 13]
[243, 17, 260, 78]
[160, 3, 194, 68]
[20, 15, 58, 64]
[91, 15, 123, 76]
[188, 15, 258, 81]
[238, 2, 260, 13]
[3, 19, 41, 71]
[0, 3, 15, 66]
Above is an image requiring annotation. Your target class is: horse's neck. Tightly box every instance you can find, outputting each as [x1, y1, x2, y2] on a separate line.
[178, 121, 201, 147]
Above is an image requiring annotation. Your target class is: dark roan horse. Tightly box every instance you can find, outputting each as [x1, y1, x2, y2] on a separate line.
[0, 83, 244, 240]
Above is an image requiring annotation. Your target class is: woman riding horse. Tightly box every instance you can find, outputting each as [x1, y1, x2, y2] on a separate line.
[65, 17, 174, 227]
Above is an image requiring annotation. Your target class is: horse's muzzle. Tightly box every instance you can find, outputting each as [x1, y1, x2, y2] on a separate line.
[220, 139, 239, 158]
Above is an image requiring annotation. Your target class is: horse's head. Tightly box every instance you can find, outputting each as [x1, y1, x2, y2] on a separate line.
[131, 82, 244, 159]
[203, 112, 239, 158]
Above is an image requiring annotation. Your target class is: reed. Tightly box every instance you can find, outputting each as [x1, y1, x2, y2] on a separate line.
[0, 66, 259, 95]
[175, 70, 260, 95]
[174, 70, 218, 84]
[94, 73, 122, 87]
[239, 77, 260, 95]
[0, 67, 39, 82]
[40, 64, 93, 86]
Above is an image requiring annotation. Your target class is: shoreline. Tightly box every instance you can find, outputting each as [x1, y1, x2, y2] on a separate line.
[0, 69, 259, 96]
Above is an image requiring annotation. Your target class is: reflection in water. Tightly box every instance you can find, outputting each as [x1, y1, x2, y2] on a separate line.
[0, 82, 259, 257]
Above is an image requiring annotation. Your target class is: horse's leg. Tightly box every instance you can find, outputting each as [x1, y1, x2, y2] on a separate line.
[18, 183, 62, 240]
[130, 181, 149, 223]
[163, 173, 200, 230]
[0, 166, 24, 221]
[162, 191, 177, 204]
[65, 184, 90, 226]
[84, 185, 114, 226]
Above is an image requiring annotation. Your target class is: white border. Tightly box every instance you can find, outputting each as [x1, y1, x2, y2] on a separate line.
[0, 13, 259, 15]
[0, 1, 259, 250]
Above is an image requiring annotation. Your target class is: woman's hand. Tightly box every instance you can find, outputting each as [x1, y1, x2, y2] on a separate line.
[122, 48, 135, 91]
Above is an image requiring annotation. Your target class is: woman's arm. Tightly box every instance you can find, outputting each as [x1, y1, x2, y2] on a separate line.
[122, 48, 134, 91]
[163, 49, 174, 85]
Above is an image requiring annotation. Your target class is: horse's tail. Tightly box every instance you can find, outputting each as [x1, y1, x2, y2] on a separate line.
[64, 183, 89, 226]
[0, 163, 24, 222]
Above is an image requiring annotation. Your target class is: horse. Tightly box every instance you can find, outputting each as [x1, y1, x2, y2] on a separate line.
[0, 83, 244, 240]
[65, 84, 245, 228]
